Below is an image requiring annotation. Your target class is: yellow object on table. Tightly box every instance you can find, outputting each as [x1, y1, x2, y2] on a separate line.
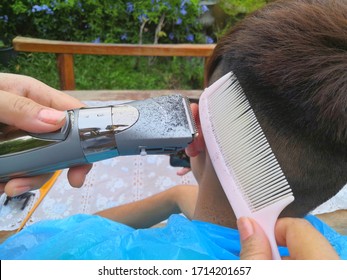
[16, 170, 62, 233]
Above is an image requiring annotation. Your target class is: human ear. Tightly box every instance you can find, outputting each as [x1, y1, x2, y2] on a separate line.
[185, 103, 205, 157]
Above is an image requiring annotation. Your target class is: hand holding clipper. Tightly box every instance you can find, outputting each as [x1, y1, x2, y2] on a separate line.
[0, 94, 197, 182]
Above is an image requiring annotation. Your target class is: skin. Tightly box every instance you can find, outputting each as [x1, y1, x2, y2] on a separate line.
[238, 217, 340, 260]
[95, 185, 198, 229]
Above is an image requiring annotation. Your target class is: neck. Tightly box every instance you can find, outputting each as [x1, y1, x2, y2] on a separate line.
[192, 152, 237, 228]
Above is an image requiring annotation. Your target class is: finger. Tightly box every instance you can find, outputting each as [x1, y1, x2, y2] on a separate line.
[176, 167, 191, 176]
[67, 164, 93, 188]
[0, 90, 66, 133]
[4, 173, 53, 197]
[0, 73, 84, 110]
[185, 103, 205, 157]
[275, 218, 339, 260]
[238, 217, 272, 260]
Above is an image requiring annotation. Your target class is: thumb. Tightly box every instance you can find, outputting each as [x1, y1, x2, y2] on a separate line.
[237, 217, 273, 260]
[0, 90, 66, 133]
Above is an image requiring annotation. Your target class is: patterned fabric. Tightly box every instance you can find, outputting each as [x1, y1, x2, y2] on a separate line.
[0, 155, 197, 231]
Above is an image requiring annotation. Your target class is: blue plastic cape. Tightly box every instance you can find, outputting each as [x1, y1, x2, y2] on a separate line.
[0, 214, 346, 259]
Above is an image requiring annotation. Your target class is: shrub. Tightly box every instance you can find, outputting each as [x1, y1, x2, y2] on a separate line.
[214, 0, 271, 39]
[0, 1, 269, 90]
[0, 0, 212, 44]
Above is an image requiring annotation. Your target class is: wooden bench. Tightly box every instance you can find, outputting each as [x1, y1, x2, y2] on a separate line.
[12, 36, 215, 90]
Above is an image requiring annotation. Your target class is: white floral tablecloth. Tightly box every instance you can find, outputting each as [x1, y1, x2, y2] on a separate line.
[0, 154, 197, 230]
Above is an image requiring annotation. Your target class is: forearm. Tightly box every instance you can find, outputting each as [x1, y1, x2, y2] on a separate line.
[95, 187, 180, 229]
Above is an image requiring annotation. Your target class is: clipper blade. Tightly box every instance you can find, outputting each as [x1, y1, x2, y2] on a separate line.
[183, 95, 198, 139]
[114, 94, 198, 156]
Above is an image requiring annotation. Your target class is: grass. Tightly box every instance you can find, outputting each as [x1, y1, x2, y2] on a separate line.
[0, 52, 205, 90]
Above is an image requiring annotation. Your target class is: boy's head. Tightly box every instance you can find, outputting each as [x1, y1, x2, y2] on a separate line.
[191, 0, 347, 218]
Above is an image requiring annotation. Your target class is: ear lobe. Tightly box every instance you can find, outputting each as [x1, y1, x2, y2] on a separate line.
[190, 103, 199, 122]
[186, 103, 205, 157]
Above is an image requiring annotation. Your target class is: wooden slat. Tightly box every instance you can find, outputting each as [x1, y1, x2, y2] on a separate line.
[64, 89, 201, 101]
[13, 36, 215, 90]
[56, 53, 75, 90]
[13, 36, 215, 57]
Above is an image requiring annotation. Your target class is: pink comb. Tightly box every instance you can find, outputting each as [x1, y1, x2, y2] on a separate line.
[199, 72, 294, 260]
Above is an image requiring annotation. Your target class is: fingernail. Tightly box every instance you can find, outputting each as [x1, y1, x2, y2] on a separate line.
[237, 217, 254, 241]
[38, 109, 66, 125]
[13, 186, 31, 197]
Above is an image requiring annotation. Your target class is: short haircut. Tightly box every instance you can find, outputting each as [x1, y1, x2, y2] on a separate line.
[207, 0, 347, 217]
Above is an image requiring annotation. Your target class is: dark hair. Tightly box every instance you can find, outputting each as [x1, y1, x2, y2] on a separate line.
[207, 0, 347, 217]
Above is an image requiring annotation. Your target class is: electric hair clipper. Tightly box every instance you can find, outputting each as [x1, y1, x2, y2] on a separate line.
[0, 94, 197, 182]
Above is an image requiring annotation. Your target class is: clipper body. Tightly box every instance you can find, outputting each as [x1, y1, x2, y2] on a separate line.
[0, 94, 197, 182]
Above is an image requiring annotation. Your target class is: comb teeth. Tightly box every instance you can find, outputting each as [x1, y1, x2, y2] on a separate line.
[202, 72, 293, 213]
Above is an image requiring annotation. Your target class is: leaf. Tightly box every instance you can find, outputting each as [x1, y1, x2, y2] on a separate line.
[158, 31, 167, 38]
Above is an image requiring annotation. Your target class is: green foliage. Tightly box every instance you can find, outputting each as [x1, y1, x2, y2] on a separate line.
[0, 53, 60, 87]
[72, 55, 204, 89]
[213, 0, 270, 39]
[219, 0, 268, 15]
[0, 52, 204, 90]
[1, 0, 270, 45]
[0, 0, 208, 44]
[0, 0, 269, 90]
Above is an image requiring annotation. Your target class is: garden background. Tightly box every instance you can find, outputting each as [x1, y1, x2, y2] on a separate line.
[0, 0, 271, 90]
